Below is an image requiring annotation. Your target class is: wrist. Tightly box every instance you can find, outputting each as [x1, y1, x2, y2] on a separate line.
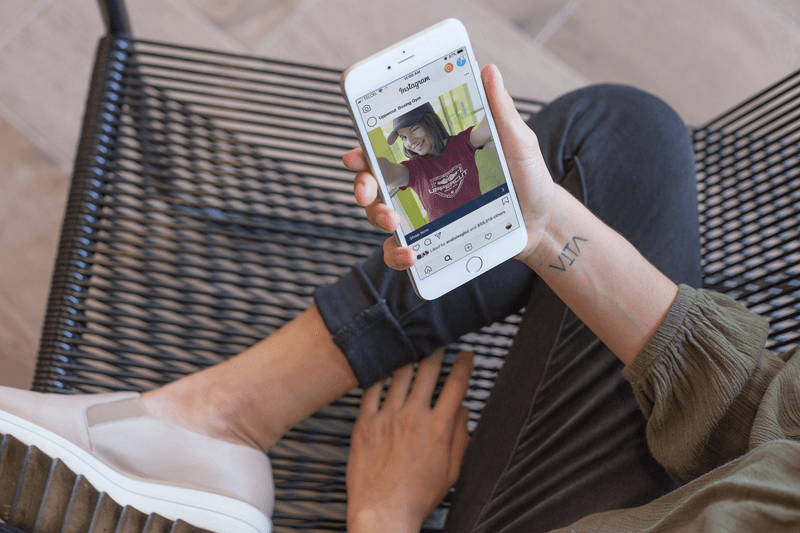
[519, 184, 572, 271]
[348, 507, 421, 533]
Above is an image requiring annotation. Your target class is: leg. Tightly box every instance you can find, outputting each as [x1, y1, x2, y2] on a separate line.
[1, 152, 535, 533]
[1, 184, 536, 533]
[444, 85, 701, 532]
[142, 239, 536, 451]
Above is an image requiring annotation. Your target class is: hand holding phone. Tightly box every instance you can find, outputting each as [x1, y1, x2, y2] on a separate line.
[341, 20, 530, 300]
[344, 62, 557, 273]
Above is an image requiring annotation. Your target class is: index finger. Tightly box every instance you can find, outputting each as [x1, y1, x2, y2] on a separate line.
[343, 146, 368, 172]
[433, 351, 474, 418]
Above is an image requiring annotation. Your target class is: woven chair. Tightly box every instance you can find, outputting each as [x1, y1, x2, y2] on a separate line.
[7, 0, 799, 530]
[694, 77, 800, 353]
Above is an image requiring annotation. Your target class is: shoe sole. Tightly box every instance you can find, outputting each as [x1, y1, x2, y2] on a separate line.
[0, 411, 271, 533]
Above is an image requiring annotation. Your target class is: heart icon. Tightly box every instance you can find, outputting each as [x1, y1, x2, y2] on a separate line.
[413, 244, 420, 251]
[485, 233, 492, 240]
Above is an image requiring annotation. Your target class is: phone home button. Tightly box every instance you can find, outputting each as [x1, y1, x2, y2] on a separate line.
[466, 256, 483, 273]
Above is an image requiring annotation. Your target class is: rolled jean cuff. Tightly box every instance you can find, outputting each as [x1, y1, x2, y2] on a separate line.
[315, 251, 536, 388]
[314, 262, 419, 388]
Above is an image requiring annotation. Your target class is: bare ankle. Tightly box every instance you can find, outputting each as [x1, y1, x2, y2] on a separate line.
[139, 378, 283, 451]
[201, 380, 287, 450]
[140, 306, 357, 452]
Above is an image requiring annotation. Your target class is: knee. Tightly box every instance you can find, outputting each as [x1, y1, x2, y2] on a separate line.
[599, 84, 685, 133]
[567, 85, 688, 142]
[531, 84, 694, 176]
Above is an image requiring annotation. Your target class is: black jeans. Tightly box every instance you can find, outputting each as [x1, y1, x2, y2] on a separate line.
[316, 84, 701, 532]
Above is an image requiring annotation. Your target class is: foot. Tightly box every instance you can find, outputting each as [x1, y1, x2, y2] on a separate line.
[0, 386, 273, 533]
[138, 371, 285, 452]
[139, 305, 359, 453]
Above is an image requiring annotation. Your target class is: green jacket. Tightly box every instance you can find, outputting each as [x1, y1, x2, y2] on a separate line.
[564, 285, 800, 532]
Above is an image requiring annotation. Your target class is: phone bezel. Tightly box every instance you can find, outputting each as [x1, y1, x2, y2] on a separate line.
[341, 19, 527, 300]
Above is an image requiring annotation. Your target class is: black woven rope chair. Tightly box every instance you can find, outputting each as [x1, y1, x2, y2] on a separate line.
[9, 0, 799, 530]
[694, 79, 800, 353]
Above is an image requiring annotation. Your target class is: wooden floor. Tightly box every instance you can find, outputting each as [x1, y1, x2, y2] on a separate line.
[2, 0, 800, 389]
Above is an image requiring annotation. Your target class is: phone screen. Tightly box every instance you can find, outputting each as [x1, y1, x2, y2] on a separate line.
[355, 48, 521, 280]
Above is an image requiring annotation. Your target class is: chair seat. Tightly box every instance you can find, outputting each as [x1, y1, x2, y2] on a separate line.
[33, 36, 799, 532]
[694, 70, 800, 354]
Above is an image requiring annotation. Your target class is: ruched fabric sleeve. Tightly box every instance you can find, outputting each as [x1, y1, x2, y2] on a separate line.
[621, 284, 783, 485]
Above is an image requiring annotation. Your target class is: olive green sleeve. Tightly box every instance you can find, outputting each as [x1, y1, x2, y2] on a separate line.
[621, 284, 783, 485]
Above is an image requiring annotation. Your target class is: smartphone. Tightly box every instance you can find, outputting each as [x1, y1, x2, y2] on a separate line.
[341, 19, 527, 300]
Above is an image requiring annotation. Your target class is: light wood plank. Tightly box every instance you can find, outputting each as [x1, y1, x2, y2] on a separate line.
[763, 0, 800, 25]
[0, 0, 247, 170]
[253, 0, 589, 102]
[545, 0, 800, 124]
[0, 114, 68, 390]
[0, 0, 101, 168]
[125, 0, 247, 52]
[0, 290, 38, 390]
[184, 0, 305, 50]
[0, 0, 37, 39]
[478, 0, 574, 39]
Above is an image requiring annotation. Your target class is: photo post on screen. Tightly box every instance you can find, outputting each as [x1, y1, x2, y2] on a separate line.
[356, 49, 519, 279]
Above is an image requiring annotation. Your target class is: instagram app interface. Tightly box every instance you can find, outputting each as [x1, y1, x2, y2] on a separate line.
[356, 48, 520, 279]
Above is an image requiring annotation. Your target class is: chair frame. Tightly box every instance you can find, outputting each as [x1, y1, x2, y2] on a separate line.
[28, 0, 800, 531]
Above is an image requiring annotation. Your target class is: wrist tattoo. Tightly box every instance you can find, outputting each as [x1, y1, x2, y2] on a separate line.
[549, 236, 588, 271]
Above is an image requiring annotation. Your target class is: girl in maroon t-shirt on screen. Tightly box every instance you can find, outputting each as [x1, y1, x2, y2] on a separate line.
[376, 102, 493, 223]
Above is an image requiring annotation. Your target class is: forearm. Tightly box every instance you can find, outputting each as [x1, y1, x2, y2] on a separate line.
[471, 115, 492, 148]
[524, 185, 678, 365]
[377, 157, 409, 189]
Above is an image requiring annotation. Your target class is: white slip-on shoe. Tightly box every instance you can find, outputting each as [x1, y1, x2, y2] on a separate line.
[0, 386, 273, 533]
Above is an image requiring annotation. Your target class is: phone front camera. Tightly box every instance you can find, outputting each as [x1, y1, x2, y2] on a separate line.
[387, 65, 391, 69]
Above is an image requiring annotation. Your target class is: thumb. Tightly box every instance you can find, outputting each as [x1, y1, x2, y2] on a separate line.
[480, 64, 543, 168]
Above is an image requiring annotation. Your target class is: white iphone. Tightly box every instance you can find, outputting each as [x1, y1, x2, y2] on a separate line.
[341, 19, 527, 300]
